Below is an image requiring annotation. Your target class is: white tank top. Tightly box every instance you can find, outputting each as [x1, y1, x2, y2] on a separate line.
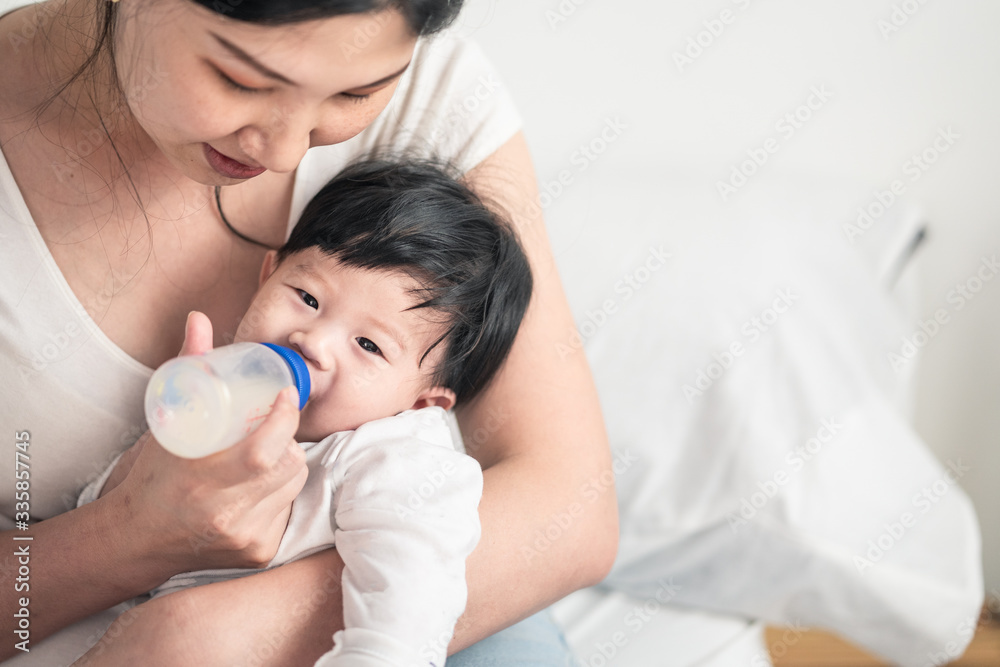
[0, 0, 522, 524]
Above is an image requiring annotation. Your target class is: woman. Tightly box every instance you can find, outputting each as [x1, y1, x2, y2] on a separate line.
[0, 0, 618, 664]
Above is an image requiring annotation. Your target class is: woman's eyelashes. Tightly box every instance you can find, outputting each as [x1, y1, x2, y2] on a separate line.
[342, 92, 373, 104]
[297, 289, 319, 309]
[213, 62, 373, 102]
[215, 67, 262, 94]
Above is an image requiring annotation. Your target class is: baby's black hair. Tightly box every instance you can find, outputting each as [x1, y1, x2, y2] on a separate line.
[278, 158, 532, 406]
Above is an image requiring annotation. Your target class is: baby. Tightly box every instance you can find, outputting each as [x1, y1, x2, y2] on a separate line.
[78, 158, 533, 667]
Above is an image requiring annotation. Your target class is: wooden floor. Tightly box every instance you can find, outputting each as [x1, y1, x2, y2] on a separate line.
[766, 613, 1000, 666]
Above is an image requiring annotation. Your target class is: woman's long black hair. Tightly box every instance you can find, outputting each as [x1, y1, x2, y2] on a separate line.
[187, 0, 462, 34]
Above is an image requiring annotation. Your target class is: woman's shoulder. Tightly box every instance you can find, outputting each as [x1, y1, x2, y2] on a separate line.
[386, 30, 522, 167]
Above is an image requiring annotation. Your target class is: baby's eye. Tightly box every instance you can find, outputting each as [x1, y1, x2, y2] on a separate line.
[297, 290, 318, 309]
[356, 337, 382, 356]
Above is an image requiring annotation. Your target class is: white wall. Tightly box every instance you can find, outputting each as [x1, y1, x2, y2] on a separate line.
[455, 0, 1000, 596]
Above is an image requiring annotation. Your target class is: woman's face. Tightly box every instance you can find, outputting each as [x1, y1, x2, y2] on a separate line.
[113, 0, 418, 184]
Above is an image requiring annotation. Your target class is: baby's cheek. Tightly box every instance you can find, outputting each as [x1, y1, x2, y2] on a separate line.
[232, 316, 253, 343]
[237, 291, 284, 341]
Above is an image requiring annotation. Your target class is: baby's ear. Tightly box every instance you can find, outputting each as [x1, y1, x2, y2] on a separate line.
[411, 386, 456, 412]
[259, 250, 280, 287]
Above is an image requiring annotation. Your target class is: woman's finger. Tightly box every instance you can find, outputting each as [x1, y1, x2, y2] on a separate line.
[179, 311, 214, 357]
[207, 386, 303, 481]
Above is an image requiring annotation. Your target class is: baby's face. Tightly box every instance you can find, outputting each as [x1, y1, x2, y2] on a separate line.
[235, 248, 455, 442]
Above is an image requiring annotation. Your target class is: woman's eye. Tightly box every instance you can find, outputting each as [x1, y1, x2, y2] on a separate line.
[356, 337, 382, 356]
[341, 92, 373, 104]
[216, 68, 261, 94]
[297, 290, 318, 309]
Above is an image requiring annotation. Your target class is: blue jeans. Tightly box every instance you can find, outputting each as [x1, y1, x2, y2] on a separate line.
[446, 610, 576, 666]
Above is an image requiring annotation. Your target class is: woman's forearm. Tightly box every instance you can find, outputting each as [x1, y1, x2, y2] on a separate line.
[0, 497, 178, 660]
[76, 549, 347, 666]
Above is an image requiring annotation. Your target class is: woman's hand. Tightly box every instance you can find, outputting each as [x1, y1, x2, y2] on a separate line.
[103, 312, 309, 571]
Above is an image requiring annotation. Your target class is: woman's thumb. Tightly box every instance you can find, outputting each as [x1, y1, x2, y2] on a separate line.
[179, 311, 215, 357]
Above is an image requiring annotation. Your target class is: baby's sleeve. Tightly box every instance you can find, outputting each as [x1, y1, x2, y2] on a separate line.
[314, 407, 483, 667]
[76, 450, 124, 507]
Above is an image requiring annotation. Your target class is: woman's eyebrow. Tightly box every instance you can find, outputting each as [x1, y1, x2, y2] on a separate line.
[357, 62, 412, 90]
[211, 32, 297, 85]
[210, 32, 412, 91]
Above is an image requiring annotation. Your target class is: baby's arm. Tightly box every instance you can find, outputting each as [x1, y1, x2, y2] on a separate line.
[315, 408, 483, 667]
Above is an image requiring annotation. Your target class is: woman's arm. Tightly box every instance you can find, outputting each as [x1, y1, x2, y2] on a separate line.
[450, 130, 619, 647]
[0, 316, 309, 662]
[79, 131, 618, 665]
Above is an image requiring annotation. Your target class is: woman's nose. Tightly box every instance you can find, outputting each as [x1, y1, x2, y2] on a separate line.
[239, 105, 313, 174]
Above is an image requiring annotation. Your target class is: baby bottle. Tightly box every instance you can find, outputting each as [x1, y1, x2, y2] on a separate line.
[144, 343, 311, 459]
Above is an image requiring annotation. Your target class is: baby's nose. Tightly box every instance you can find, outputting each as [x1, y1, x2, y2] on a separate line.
[288, 330, 332, 372]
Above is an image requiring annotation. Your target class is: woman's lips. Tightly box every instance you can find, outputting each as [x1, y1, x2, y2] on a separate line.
[203, 144, 266, 179]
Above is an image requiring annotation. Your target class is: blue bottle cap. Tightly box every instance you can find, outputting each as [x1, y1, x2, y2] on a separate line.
[261, 343, 311, 410]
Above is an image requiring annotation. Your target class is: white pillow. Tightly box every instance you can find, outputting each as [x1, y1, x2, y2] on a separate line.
[544, 164, 983, 666]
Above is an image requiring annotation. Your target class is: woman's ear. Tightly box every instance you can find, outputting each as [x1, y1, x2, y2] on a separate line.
[411, 386, 457, 412]
[259, 250, 280, 287]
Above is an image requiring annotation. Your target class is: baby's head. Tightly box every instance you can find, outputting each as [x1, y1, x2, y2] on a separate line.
[236, 158, 532, 441]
